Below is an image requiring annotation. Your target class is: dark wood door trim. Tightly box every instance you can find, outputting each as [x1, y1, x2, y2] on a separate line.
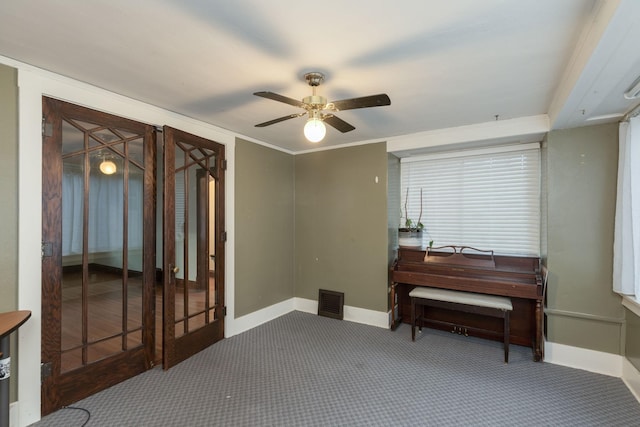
[41, 97, 64, 414]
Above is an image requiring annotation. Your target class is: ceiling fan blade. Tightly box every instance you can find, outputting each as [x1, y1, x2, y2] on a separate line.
[255, 113, 305, 128]
[330, 94, 391, 111]
[254, 91, 306, 108]
[323, 114, 355, 133]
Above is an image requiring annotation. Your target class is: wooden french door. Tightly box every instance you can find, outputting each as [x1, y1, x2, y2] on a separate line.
[41, 97, 156, 415]
[162, 126, 225, 369]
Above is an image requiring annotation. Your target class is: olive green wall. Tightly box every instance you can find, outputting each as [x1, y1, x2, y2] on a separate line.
[0, 64, 19, 402]
[234, 139, 295, 317]
[295, 143, 388, 312]
[546, 123, 624, 354]
[626, 308, 640, 371]
[387, 154, 401, 268]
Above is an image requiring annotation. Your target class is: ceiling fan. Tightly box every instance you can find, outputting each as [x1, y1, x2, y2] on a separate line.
[254, 72, 391, 143]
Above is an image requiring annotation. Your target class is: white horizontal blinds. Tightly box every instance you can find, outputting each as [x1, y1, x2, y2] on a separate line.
[401, 144, 541, 256]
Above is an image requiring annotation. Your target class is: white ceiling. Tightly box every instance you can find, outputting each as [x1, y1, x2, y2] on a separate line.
[1, 0, 639, 153]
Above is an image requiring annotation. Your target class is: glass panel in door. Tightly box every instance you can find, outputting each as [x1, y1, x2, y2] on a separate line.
[60, 122, 142, 371]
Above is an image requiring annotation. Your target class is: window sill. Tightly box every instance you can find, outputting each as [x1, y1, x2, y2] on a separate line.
[622, 295, 640, 318]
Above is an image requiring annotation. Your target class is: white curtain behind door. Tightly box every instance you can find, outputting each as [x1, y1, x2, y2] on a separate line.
[62, 171, 143, 256]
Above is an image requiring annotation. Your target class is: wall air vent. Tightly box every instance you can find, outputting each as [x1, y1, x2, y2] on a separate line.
[318, 289, 344, 320]
[624, 76, 640, 100]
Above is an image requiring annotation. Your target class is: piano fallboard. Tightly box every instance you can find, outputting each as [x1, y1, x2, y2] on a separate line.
[391, 270, 541, 300]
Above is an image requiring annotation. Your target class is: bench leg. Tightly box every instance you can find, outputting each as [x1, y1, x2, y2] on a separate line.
[504, 310, 510, 363]
[411, 297, 416, 341]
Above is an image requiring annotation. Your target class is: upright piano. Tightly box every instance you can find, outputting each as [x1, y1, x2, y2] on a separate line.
[390, 246, 545, 361]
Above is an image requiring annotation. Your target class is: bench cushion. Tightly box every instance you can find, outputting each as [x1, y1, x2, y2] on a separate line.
[409, 287, 513, 311]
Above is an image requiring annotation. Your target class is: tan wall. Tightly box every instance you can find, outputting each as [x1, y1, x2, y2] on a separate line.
[0, 64, 19, 401]
[546, 123, 623, 353]
[294, 143, 388, 312]
[626, 308, 640, 370]
[234, 139, 295, 317]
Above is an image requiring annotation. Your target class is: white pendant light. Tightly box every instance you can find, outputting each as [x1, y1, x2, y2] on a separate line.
[303, 116, 326, 143]
[99, 159, 117, 175]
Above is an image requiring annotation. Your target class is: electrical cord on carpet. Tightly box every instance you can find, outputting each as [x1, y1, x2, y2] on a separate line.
[62, 405, 91, 426]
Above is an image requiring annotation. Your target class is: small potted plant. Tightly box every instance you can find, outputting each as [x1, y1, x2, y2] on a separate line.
[398, 188, 433, 248]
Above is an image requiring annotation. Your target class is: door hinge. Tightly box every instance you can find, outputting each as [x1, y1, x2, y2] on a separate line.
[41, 362, 52, 382]
[42, 118, 53, 137]
[41, 241, 53, 259]
[222, 159, 227, 171]
[222, 231, 227, 242]
[223, 306, 227, 316]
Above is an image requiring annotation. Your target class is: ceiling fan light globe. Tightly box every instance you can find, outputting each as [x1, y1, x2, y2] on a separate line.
[304, 118, 326, 143]
[99, 159, 117, 175]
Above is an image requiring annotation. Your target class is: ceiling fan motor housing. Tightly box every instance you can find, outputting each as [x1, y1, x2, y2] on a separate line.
[302, 95, 327, 108]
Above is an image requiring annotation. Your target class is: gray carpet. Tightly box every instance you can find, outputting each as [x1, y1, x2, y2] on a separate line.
[32, 311, 640, 426]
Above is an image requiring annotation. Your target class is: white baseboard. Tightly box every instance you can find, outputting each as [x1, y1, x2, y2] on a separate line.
[228, 297, 389, 339]
[227, 298, 295, 337]
[293, 296, 317, 314]
[544, 341, 623, 377]
[293, 297, 389, 329]
[343, 304, 389, 328]
[623, 357, 640, 403]
[10, 401, 18, 427]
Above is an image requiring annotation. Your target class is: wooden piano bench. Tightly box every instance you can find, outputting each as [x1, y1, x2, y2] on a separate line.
[409, 287, 513, 363]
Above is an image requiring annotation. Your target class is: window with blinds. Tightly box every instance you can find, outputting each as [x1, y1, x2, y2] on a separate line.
[400, 143, 541, 256]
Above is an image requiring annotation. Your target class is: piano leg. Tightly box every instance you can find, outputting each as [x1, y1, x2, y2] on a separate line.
[389, 282, 400, 330]
[504, 311, 510, 363]
[411, 297, 416, 341]
[534, 299, 544, 361]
